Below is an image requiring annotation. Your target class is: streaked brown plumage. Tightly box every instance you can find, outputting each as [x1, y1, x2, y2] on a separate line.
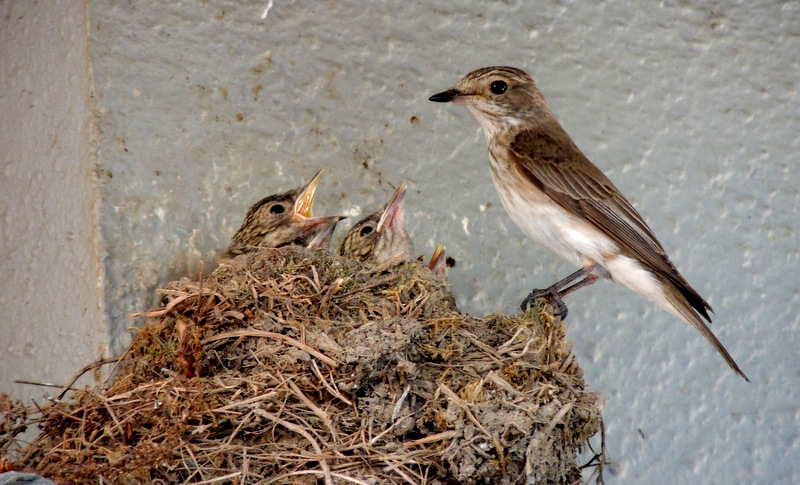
[430, 66, 747, 381]
[339, 184, 414, 264]
[225, 170, 343, 258]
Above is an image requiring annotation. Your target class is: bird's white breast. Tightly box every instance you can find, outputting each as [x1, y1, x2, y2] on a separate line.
[486, 150, 617, 269]
[487, 151, 673, 315]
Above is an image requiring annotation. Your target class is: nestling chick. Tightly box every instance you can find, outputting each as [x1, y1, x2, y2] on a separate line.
[225, 170, 343, 258]
[339, 184, 414, 264]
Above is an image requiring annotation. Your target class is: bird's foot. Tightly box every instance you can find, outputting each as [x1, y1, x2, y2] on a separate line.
[520, 266, 600, 320]
[520, 288, 568, 320]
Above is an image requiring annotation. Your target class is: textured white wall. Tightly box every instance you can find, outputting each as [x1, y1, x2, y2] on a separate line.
[2, 0, 798, 483]
[0, 2, 106, 403]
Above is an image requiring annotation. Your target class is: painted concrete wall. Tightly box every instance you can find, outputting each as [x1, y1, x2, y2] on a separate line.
[2, 1, 799, 483]
[0, 2, 106, 405]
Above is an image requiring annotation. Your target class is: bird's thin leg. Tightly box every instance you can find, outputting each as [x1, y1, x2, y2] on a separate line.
[557, 269, 600, 298]
[520, 265, 599, 318]
[549, 265, 597, 293]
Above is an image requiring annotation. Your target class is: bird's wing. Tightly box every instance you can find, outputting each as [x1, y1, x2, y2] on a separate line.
[508, 126, 712, 318]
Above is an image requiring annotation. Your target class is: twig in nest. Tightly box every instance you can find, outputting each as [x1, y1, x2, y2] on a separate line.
[127, 286, 224, 318]
[310, 359, 352, 406]
[286, 379, 337, 442]
[337, 273, 400, 299]
[202, 329, 340, 367]
[256, 409, 334, 485]
[525, 401, 574, 476]
[12, 381, 62, 389]
[437, 384, 495, 444]
[268, 470, 373, 485]
[48, 356, 120, 401]
[403, 430, 458, 449]
[580, 417, 607, 485]
[391, 384, 412, 422]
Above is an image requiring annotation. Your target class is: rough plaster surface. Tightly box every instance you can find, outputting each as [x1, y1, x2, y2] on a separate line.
[2, 0, 796, 483]
[0, 2, 106, 403]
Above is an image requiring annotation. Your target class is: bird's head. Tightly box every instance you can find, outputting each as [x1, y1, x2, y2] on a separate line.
[339, 184, 413, 264]
[228, 170, 343, 253]
[430, 66, 552, 137]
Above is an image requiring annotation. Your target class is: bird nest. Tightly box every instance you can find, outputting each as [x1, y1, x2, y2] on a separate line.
[1, 246, 603, 484]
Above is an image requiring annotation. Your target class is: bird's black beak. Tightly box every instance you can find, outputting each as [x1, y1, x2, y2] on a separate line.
[429, 88, 460, 103]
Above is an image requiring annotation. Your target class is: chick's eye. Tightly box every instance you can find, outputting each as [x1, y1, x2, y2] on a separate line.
[490, 80, 507, 95]
[359, 225, 374, 237]
[269, 204, 285, 214]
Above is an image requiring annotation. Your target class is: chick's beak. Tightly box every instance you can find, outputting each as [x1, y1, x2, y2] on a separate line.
[306, 218, 342, 249]
[429, 244, 445, 268]
[291, 169, 345, 245]
[376, 184, 408, 233]
[297, 215, 344, 238]
[429, 245, 447, 278]
[294, 169, 324, 219]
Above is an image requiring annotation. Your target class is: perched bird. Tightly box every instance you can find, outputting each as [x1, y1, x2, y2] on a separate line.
[225, 170, 343, 257]
[428, 244, 448, 279]
[429, 66, 748, 381]
[339, 184, 414, 264]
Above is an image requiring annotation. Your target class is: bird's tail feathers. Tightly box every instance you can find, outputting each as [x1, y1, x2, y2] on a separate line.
[662, 285, 749, 382]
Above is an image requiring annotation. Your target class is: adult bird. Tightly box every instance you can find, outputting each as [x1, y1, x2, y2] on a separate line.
[429, 66, 747, 381]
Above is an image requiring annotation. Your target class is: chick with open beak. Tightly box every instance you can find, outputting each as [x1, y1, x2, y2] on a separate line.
[339, 184, 414, 264]
[225, 170, 344, 258]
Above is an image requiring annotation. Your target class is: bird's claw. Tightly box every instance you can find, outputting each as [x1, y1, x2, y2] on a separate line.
[520, 288, 569, 320]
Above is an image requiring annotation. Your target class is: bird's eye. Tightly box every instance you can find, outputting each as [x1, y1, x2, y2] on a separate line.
[270, 204, 285, 214]
[359, 225, 374, 237]
[490, 80, 507, 95]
